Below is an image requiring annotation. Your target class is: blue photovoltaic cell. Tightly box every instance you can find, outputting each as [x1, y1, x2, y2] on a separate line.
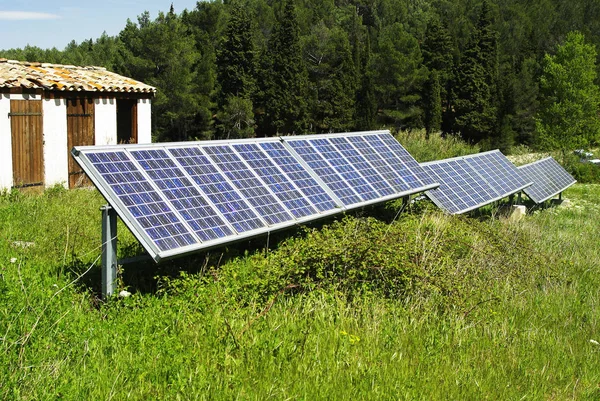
[287, 139, 362, 206]
[259, 142, 338, 213]
[421, 151, 530, 214]
[328, 137, 395, 197]
[168, 147, 265, 233]
[232, 143, 317, 219]
[377, 132, 437, 187]
[423, 163, 473, 213]
[361, 135, 422, 188]
[465, 151, 529, 196]
[203, 145, 293, 225]
[346, 135, 411, 192]
[308, 138, 379, 201]
[87, 151, 197, 251]
[130, 149, 233, 242]
[519, 157, 576, 203]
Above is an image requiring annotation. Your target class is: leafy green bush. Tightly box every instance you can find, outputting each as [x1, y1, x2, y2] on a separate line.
[563, 154, 600, 183]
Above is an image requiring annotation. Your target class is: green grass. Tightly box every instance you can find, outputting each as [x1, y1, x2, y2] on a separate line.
[2, 129, 600, 399]
[2, 183, 600, 399]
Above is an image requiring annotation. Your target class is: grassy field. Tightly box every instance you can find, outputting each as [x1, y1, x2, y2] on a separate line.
[2, 138, 600, 399]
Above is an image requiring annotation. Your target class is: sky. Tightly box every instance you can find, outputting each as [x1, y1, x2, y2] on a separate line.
[0, 0, 200, 50]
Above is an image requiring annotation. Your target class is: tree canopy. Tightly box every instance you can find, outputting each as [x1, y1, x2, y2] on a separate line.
[2, 0, 600, 153]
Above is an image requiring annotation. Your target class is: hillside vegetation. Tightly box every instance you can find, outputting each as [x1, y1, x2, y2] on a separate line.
[3, 0, 600, 155]
[1, 134, 600, 399]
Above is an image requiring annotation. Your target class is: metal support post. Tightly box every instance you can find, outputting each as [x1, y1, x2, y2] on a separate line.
[518, 191, 522, 204]
[101, 205, 117, 299]
[558, 191, 562, 201]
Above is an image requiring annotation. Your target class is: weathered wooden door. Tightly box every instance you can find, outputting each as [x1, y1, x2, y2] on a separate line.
[67, 97, 95, 188]
[10, 100, 44, 189]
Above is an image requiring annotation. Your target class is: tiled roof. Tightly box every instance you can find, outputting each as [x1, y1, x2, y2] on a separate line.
[0, 59, 156, 94]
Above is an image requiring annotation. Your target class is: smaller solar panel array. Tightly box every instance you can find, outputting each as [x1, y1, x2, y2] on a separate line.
[421, 150, 533, 214]
[73, 131, 438, 262]
[518, 157, 576, 203]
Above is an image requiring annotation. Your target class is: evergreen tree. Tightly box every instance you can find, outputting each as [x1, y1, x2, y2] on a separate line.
[355, 33, 377, 131]
[216, 2, 256, 108]
[119, 10, 203, 142]
[257, 0, 309, 136]
[421, 16, 454, 104]
[425, 70, 442, 137]
[537, 31, 600, 155]
[452, 0, 498, 144]
[304, 24, 357, 133]
[216, 96, 255, 139]
[372, 22, 428, 128]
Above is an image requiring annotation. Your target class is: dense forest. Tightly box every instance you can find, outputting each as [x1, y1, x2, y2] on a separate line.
[2, 0, 600, 154]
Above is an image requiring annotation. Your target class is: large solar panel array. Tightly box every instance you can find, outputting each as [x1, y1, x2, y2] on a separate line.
[420, 150, 533, 214]
[72, 131, 439, 262]
[518, 157, 576, 203]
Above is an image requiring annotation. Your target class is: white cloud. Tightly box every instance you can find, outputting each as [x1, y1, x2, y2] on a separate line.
[0, 11, 61, 21]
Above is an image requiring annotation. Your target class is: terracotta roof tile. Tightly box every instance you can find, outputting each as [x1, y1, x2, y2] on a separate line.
[0, 59, 156, 94]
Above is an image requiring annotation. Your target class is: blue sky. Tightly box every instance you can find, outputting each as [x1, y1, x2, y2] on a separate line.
[0, 0, 200, 50]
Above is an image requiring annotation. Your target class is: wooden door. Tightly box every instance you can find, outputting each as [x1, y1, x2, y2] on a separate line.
[67, 97, 95, 188]
[10, 100, 44, 189]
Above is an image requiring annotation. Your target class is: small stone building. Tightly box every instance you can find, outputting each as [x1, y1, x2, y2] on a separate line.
[0, 59, 156, 190]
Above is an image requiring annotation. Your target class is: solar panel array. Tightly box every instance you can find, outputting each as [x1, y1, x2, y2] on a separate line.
[72, 131, 439, 262]
[518, 157, 576, 203]
[420, 150, 533, 214]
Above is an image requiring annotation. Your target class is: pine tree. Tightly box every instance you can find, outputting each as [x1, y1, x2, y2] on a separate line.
[305, 24, 357, 133]
[257, 0, 309, 136]
[355, 33, 377, 131]
[421, 16, 454, 109]
[120, 11, 203, 142]
[425, 70, 442, 137]
[216, 2, 256, 108]
[452, 0, 498, 144]
[372, 22, 428, 128]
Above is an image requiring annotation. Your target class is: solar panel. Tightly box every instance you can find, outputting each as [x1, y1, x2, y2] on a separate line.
[84, 151, 199, 253]
[285, 139, 364, 206]
[328, 136, 396, 197]
[284, 132, 439, 208]
[130, 149, 233, 242]
[421, 150, 532, 214]
[258, 141, 339, 213]
[518, 157, 576, 203]
[168, 147, 267, 234]
[201, 145, 294, 226]
[232, 142, 317, 219]
[72, 130, 439, 262]
[377, 132, 438, 187]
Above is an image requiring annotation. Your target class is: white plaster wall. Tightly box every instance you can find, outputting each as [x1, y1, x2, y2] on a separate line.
[0, 93, 12, 190]
[43, 97, 68, 188]
[137, 98, 152, 144]
[95, 98, 117, 145]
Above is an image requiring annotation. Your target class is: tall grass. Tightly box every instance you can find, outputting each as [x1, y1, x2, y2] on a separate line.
[394, 129, 479, 162]
[1, 137, 600, 399]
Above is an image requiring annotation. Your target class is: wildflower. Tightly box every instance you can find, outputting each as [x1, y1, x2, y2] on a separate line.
[10, 258, 16, 263]
[590, 339, 599, 345]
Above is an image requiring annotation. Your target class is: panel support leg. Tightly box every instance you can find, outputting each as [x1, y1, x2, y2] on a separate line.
[101, 205, 118, 299]
[559, 192, 562, 201]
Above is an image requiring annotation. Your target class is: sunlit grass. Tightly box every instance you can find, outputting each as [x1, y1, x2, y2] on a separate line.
[1, 182, 600, 398]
